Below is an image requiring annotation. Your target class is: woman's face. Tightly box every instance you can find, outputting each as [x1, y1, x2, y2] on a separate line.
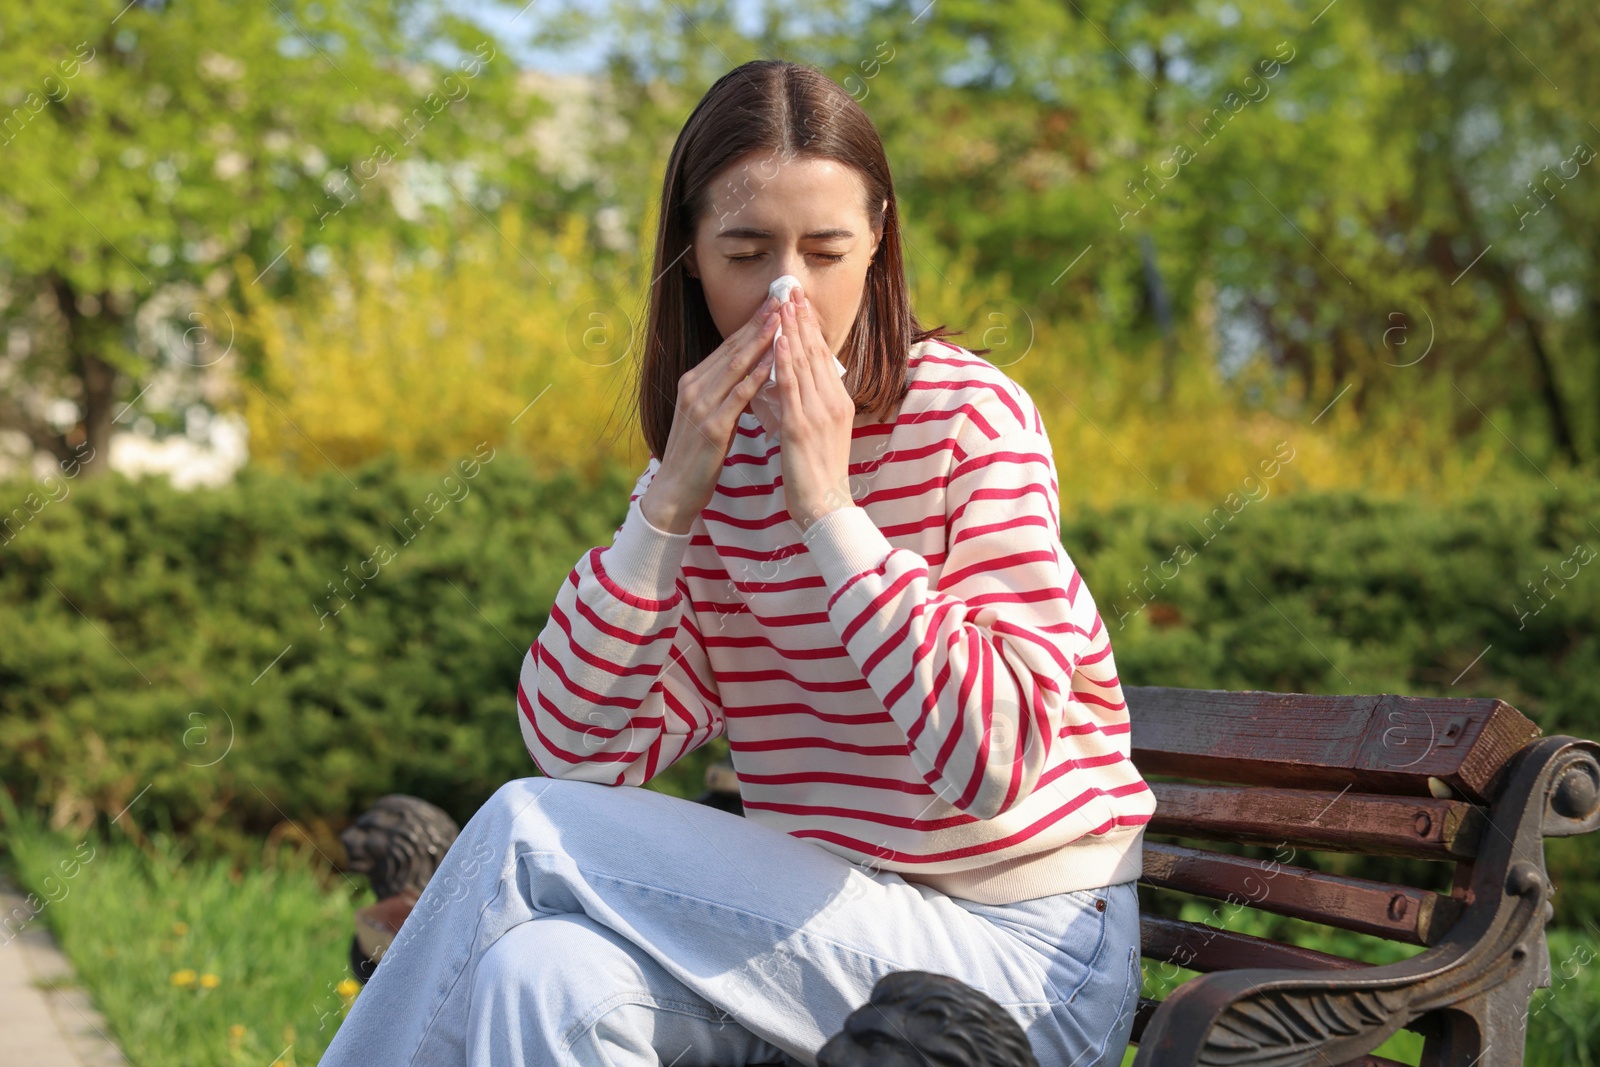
[686, 151, 885, 412]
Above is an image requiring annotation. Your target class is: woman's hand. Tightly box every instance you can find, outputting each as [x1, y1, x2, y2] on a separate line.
[642, 294, 782, 534]
[772, 285, 855, 533]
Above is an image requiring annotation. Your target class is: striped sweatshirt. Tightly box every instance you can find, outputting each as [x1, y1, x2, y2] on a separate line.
[517, 338, 1156, 904]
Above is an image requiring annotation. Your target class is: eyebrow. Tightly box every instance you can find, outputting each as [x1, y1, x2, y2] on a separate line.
[713, 227, 856, 240]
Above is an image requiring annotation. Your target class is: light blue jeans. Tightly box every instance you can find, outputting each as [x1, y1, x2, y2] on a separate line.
[317, 776, 1142, 1067]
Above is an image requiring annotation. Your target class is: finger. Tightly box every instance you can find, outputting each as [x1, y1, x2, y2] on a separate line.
[776, 326, 816, 423]
[775, 330, 800, 409]
[738, 293, 779, 337]
[714, 309, 781, 396]
[794, 288, 837, 385]
[743, 307, 782, 368]
[700, 295, 779, 373]
[740, 294, 782, 349]
[781, 298, 820, 397]
[720, 350, 774, 421]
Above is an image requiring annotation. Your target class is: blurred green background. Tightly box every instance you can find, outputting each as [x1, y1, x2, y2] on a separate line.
[2, 0, 1598, 1063]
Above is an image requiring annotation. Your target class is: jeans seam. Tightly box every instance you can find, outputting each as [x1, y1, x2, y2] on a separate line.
[1089, 944, 1141, 1067]
[1051, 942, 1139, 1067]
[405, 872, 511, 1067]
[582, 869, 909, 972]
[561, 990, 737, 1054]
[1060, 901, 1109, 1005]
[583, 869, 1055, 1010]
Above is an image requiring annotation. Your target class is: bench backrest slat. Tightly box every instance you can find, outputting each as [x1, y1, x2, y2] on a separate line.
[1141, 842, 1465, 946]
[1125, 687, 1540, 802]
[1140, 914, 1373, 974]
[1148, 782, 1486, 860]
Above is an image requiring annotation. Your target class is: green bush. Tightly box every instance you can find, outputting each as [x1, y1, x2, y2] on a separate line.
[1, 458, 1597, 925]
[0, 449, 700, 869]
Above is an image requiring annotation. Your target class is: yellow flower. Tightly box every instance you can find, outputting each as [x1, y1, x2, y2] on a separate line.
[171, 969, 197, 988]
[335, 978, 361, 999]
[200, 973, 221, 989]
[229, 1024, 247, 1040]
[172, 921, 188, 936]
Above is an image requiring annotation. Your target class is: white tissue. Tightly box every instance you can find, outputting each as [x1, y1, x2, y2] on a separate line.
[764, 275, 847, 386]
[770, 274, 801, 305]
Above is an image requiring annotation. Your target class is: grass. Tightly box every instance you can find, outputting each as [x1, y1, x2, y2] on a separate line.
[3, 783, 1596, 1066]
[0, 785, 374, 1067]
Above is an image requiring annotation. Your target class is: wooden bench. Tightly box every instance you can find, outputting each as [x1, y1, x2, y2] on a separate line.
[697, 685, 1600, 1066]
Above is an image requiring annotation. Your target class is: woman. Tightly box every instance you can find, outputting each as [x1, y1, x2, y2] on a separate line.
[320, 58, 1156, 1067]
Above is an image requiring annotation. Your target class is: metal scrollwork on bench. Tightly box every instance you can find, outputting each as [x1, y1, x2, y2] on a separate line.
[1138, 736, 1600, 1067]
[1201, 986, 1412, 1066]
[1161, 857, 1551, 1067]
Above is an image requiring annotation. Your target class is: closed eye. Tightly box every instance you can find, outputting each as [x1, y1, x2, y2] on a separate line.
[729, 253, 846, 263]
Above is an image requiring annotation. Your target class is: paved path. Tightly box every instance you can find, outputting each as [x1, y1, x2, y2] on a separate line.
[0, 870, 129, 1066]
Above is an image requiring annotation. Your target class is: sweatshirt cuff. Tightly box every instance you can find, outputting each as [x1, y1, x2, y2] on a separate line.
[603, 496, 694, 602]
[800, 504, 894, 591]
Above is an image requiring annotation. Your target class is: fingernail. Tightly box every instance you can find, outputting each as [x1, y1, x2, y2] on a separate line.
[792, 286, 805, 306]
[763, 294, 778, 311]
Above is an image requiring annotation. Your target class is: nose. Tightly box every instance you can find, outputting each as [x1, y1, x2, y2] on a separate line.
[770, 254, 809, 290]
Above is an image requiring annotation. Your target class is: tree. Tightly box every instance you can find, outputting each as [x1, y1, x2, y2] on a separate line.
[0, 0, 553, 475]
[542, 0, 1600, 469]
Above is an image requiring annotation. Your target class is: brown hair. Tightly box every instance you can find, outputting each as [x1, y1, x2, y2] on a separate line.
[634, 58, 986, 461]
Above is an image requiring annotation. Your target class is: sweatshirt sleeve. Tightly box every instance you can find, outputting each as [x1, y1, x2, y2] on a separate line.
[798, 423, 1122, 821]
[516, 457, 726, 787]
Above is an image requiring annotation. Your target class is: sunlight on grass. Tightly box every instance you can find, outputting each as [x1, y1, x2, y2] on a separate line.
[0, 785, 373, 1067]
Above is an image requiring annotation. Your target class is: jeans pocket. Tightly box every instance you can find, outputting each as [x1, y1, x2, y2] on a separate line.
[1035, 891, 1110, 1006]
[1029, 920, 1140, 1067]
[957, 887, 1114, 1008]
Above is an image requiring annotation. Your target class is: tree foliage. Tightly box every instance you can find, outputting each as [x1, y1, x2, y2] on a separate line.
[2, 0, 1597, 490]
[536, 0, 1600, 471]
[0, 0, 551, 472]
